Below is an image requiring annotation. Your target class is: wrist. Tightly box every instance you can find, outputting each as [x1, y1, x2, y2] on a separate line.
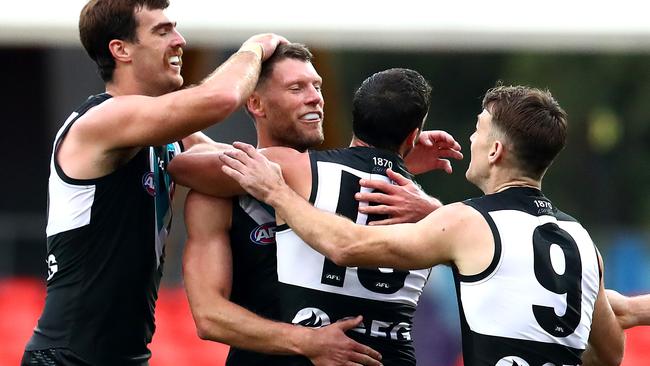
[237, 42, 264, 61]
[288, 325, 312, 356]
[266, 182, 292, 207]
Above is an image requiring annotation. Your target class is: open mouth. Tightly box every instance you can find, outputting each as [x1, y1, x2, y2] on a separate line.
[168, 55, 182, 68]
[300, 112, 322, 123]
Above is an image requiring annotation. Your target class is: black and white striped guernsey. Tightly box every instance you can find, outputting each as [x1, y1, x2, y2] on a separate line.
[25, 93, 183, 365]
[275, 146, 432, 366]
[456, 187, 600, 366]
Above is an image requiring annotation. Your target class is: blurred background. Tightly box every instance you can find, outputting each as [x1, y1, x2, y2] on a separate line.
[1, 1, 649, 365]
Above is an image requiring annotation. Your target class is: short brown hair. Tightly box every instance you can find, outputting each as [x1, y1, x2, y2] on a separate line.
[482, 85, 568, 179]
[79, 0, 170, 82]
[257, 43, 314, 88]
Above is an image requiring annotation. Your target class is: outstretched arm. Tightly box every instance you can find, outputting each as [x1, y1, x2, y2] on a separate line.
[183, 191, 382, 365]
[77, 34, 288, 150]
[168, 144, 308, 198]
[219, 142, 462, 270]
[606, 289, 650, 329]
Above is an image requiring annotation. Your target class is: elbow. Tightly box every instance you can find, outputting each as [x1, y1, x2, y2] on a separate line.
[193, 313, 214, 341]
[327, 237, 365, 267]
[327, 226, 373, 267]
[192, 311, 227, 342]
[167, 159, 192, 188]
[209, 89, 242, 121]
[328, 249, 354, 267]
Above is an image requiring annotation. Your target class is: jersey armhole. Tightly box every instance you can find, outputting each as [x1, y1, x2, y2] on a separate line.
[456, 201, 503, 283]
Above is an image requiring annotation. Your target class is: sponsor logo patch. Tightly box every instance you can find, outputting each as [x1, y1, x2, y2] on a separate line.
[142, 172, 156, 196]
[292, 307, 331, 328]
[249, 222, 276, 245]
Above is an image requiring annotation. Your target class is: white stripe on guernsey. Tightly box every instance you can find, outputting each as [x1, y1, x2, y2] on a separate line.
[276, 161, 429, 306]
[312, 162, 387, 224]
[54, 112, 79, 147]
[459, 210, 599, 349]
[239, 195, 275, 224]
[276, 229, 430, 306]
[46, 177, 95, 237]
[46, 111, 95, 237]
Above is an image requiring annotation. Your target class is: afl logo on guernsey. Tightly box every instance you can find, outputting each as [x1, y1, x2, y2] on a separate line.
[142, 172, 156, 196]
[249, 222, 276, 245]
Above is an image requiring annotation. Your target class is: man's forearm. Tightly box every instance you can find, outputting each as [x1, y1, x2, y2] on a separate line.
[628, 294, 650, 327]
[192, 294, 310, 355]
[268, 184, 360, 265]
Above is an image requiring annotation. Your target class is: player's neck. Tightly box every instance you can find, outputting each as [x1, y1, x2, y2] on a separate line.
[492, 178, 541, 194]
[349, 136, 369, 148]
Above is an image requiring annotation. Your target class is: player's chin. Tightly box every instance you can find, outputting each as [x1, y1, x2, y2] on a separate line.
[167, 75, 184, 91]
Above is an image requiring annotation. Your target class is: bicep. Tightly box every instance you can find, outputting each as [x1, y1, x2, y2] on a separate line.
[183, 192, 235, 300]
[78, 88, 232, 150]
[356, 205, 461, 270]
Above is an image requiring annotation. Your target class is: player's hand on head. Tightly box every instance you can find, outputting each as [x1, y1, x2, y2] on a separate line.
[240, 33, 289, 61]
[404, 130, 463, 175]
[303, 315, 382, 366]
[356, 168, 441, 225]
[219, 141, 284, 202]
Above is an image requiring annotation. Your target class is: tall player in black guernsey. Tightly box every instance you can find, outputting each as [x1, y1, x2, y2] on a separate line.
[222, 85, 626, 366]
[170, 68, 465, 365]
[22, 0, 290, 364]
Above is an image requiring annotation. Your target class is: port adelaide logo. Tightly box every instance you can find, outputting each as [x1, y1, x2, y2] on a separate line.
[250, 222, 277, 245]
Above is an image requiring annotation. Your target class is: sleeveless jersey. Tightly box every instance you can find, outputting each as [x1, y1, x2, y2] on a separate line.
[275, 147, 432, 366]
[26, 93, 183, 365]
[226, 195, 293, 365]
[456, 187, 600, 366]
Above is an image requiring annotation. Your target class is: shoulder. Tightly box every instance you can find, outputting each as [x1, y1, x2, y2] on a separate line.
[417, 202, 487, 244]
[259, 147, 310, 194]
[426, 202, 495, 273]
[260, 147, 309, 171]
[260, 146, 306, 160]
[431, 202, 484, 225]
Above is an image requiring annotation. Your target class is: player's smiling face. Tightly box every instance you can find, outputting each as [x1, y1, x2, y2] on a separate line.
[129, 7, 186, 95]
[258, 58, 325, 151]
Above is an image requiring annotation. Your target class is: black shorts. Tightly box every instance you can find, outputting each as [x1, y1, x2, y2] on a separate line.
[21, 349, 90, 366]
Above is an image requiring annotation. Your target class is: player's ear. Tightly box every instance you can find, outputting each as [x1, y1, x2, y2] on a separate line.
[246, 92, 265, 118]
[406, 128, 420, 148]
[109, 39, 131, 63]
[488, 139, 504, 164]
